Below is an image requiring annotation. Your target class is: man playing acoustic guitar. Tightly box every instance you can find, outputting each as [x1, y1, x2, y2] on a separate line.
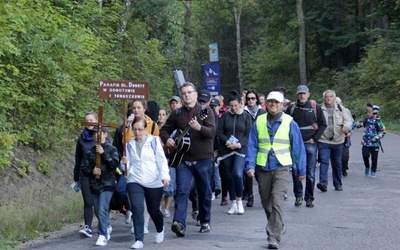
[160, 82, 215, 237]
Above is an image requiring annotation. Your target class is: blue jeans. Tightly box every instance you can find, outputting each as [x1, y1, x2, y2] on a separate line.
[92, 191, 113, 236]
[318, 142, 343, 188]
[292, 143, 317, 201]
[126, 183, 164, 241]
[221, 154, 245, 200]
[173, 158, 213, 228]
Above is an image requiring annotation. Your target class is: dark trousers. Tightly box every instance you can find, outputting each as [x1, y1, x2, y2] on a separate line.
[342, 145, 350, 171]
[362, 146, 379, 172]
[80, 175, 93, 228]
[126, 182, 164, 241]
[219, 161, 228, 199]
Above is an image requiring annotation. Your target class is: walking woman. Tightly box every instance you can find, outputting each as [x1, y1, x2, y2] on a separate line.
[122, 117, 170, 249]
[74, 111, 97, 238]
[217, 91, 253, 215]
[243, 90, 266, 207]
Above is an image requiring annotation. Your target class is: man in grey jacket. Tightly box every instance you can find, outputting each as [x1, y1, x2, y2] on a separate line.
[317, 90, 352, 192]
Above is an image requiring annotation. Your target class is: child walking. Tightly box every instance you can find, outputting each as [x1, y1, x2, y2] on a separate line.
[80, 126, 119, 246]
[352, 103, 386, 178]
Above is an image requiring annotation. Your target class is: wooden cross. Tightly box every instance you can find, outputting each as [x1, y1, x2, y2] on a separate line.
[81, 106, 120, 179]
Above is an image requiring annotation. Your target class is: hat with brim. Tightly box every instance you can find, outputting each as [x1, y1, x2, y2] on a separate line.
[266, 91, 284, 103]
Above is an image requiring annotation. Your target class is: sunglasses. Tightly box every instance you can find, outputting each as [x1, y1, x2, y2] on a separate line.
[246, 97, 256, 101]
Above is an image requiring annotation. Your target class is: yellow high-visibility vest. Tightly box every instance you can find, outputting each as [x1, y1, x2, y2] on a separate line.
[255, 113, 293, 167]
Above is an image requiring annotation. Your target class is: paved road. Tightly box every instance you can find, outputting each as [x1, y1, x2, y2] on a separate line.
[21, 129, 400, 250]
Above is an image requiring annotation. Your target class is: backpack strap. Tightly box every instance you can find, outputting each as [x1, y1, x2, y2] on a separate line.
[150, 136, 157, 155]
[151, 122, 156, 135]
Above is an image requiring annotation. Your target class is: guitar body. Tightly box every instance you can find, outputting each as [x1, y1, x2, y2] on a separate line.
[168, 108, 208, 168]
[168, 136, 191, 168]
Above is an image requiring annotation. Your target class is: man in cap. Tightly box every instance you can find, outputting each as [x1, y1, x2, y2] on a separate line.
[245, 91, 306, 249]
[286, 85, 327, 208]
[197, 89, 212, 106]
[169, 96, 182, 111]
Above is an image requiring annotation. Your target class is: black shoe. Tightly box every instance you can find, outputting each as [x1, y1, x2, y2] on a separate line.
[171, 221, 185, 237]
[199, 223, 210, 233]
[316, 183, 328, 192]
[342, 170, 348, 176]
[220, 197, 228, 206]
[246, 195, 254, 207]
[306, 200, 314, 208]
[294, 197, 303, 206]
[335, 186, 343, 191]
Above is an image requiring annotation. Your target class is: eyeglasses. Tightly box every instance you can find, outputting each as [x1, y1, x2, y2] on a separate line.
[181, 90, 195, 95]
[133, 128, 145, 132]
[246, 97, 256, 101]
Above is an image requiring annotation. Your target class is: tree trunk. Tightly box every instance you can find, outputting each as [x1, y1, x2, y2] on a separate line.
[234, 5, 243, 92]
[296, 0, 307, 85]
[121, 0, 132, 32]
[182, 1, 192, 82]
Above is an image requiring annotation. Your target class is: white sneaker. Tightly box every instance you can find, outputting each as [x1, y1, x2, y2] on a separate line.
[227, 203, 237, 215]
[125, 210, 133, 224]
[131, 240, 144, 249]
[163, 209, 170, 218]
[95, 235, 107, 246]
[211, 192, 216, 201]
[78, 225, 92, 238]
[144, 225, 149, 234]
[155, 228, 164, 243]
[107, 225, 112, 240]
[237, 201, 245, 215]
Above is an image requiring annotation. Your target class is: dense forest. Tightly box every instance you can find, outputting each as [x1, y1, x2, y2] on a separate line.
[1, 0, 400, 171]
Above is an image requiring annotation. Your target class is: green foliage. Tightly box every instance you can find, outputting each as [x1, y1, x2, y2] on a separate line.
[37, 159, 50, 176]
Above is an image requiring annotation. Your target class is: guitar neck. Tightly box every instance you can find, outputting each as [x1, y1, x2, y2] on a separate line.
[176, 125, 191, 141]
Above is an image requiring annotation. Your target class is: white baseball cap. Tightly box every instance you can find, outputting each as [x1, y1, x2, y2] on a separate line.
[266, 91, 284, 103]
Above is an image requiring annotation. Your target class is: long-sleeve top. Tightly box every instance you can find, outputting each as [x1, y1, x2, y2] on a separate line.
[80, 141, 119, 194]
[125, 135, 170, 188]
[217, 109, 252, 161]
[318, 103, 353, 145]
[74, 128, 95, 182]
[245, 112, 306, 176]
[160, 103, 215, 161]
[352, 116, 386, 147]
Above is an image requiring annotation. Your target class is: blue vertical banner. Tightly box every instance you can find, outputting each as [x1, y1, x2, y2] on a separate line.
[203, 64, 220, 96]
[209, 43, 219, 62]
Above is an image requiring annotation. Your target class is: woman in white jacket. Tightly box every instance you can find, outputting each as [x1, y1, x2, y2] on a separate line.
[122, 117, 170, 249]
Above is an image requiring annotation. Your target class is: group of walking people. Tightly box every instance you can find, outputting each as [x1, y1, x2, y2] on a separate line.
[73, 82, 386, 249]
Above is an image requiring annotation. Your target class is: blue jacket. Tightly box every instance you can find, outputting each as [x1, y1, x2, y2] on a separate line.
[245, 113, 306, 176]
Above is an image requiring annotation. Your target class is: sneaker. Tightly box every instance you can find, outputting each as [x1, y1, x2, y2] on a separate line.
[306, 200, 314, 208]
[199, 223, 211, 233]
[196, 219, 201, 226]
[163, 209, 170, 218]
[365, 168, 370, 177]
[131, 240, 144, 249]
[107, 225, 112, 241]
[192, 210, 199, 220]
[246, 195, 254, 207]
[95, 235, 107, 246]
[371, 172, 376, 178]
[227, 203, 237, 215]
[125, 210, 132, 224]
[294, 197, 303, 206]
[155, 229, 164, 243]
[342, 169, 348, 176]
[316, 183, 328, 192]
[220, 197, 228, 206]
[267, 239, 279, 249]
[237, 201, 245, 215]
[335, 186, 343, 191]
[79, 225, 92, 238]
[171, 221, 185, 237]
